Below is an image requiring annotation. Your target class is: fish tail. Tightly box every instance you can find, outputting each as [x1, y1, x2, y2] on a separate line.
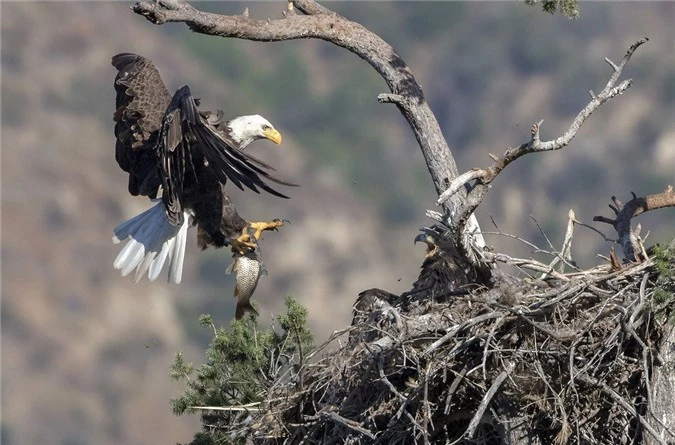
[235, 301, 259, 320]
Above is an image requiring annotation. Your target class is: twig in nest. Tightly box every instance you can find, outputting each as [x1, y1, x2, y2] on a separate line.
[462, 362, 515, 441]
[323, 411, 376, 440]
[539, 209, 578, 278]
[533, 360, 571, 445]
[574, 216, 617, 243]
[423, 312, 504, 356]
[189, 403, 262, 412]
[444, 366, 469, 415]
[577, 372, 667, 445]
[378, 357, 426, 434]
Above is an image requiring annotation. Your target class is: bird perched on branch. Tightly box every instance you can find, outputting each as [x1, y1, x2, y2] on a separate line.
[111, 53, 296, 284]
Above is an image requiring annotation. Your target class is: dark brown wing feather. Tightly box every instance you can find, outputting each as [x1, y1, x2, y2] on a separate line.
[352, 288, 398, 325]
[112, 53, 172, 197]
[176, 89, 297, 195]
[157, 86, 296, 225]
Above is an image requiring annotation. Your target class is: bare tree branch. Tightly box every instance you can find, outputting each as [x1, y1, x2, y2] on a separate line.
[437, 38, 649, 252]
[593, 185, 675, 263]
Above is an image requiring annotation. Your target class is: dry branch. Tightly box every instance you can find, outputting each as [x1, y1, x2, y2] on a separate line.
[437, 38, 649, 252]
[463, 362, 514, 440]
[576, 373, 668, 445]
[594, 186, 675, 263]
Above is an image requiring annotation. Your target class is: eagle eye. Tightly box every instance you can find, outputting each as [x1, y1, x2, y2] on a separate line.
[262, 125, 271, 131]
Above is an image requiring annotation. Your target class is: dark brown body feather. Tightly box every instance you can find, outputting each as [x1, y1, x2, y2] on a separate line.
[112, 53, 293, 249]
[410, 251, 467, 299]
[195, 183, 247, 249]
[351, 288, 398, 326]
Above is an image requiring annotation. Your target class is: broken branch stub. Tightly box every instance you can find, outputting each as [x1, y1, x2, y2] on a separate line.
[594, 185, 675, 263]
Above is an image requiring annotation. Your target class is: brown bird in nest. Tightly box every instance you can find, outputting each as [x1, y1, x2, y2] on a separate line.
[350, 288, 402, 344]
[394, 226, 481, 310]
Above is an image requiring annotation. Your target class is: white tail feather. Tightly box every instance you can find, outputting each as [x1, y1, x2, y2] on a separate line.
[168, 220, 189, 284]
[148, 241, 171, 281]
[112, 200, 191, 284]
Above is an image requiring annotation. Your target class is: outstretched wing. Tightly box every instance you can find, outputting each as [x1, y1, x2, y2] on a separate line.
[157, 86, 296, 225]
[112, 53, 172, 197]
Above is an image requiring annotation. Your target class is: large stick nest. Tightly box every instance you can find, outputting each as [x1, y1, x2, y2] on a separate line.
[248, 252, 675, 444]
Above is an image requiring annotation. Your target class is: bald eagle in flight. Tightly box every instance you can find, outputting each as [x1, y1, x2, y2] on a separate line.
[111, 53, 296, 284]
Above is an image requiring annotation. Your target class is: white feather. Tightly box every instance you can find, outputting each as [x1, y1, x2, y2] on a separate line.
[168, 219, 189, 284]
[148, 240, 171, 281]
[112, 200, 191, 284]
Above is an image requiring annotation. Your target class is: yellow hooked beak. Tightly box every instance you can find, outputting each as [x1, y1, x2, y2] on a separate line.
[264, 128, 282, 145]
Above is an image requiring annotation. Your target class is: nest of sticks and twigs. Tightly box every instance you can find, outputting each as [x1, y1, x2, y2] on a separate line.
[248, 250, 675, 444]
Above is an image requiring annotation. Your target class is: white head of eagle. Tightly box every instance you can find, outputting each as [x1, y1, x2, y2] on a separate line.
[228, 115, 283, 147]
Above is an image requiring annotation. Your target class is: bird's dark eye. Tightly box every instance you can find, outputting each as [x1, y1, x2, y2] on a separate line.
[262, 125, 271, 131]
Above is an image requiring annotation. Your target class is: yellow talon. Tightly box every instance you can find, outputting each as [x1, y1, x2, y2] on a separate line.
[230, 233, 256, 254]
[248, 219, 285, 240]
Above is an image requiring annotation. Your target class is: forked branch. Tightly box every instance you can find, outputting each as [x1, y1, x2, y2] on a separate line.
[593, 185, 675, 263]
[437, 38, 649, 251]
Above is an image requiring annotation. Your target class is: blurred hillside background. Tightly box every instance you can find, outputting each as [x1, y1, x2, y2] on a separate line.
[1, 2, 673, 444]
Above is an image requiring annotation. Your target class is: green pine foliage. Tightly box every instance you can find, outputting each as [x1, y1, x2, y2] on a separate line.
[652, 244, 675, 322]
[525, 0, 580, 18]
[170, 297, 314, 445]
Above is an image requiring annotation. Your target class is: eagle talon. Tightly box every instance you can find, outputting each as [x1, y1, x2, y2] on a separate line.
[248, 219, 286, 240]
[230, 234, 256, 254]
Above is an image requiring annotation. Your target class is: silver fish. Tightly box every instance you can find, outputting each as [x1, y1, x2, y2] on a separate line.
[226, 236, 267, 320]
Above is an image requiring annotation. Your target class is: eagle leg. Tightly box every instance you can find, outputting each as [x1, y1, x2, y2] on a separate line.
[248, 219, 285, 240]
[230, 219, 285, 254]
[230, 233, 257, 255]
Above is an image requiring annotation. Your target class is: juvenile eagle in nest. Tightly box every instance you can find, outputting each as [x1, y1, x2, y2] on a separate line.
[395, 226, 480, 310]
[350, 228, 473, 342]
[350, 288, 402, 344]
[110, 53, 297, 284]
[408, 226, 470, 300]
